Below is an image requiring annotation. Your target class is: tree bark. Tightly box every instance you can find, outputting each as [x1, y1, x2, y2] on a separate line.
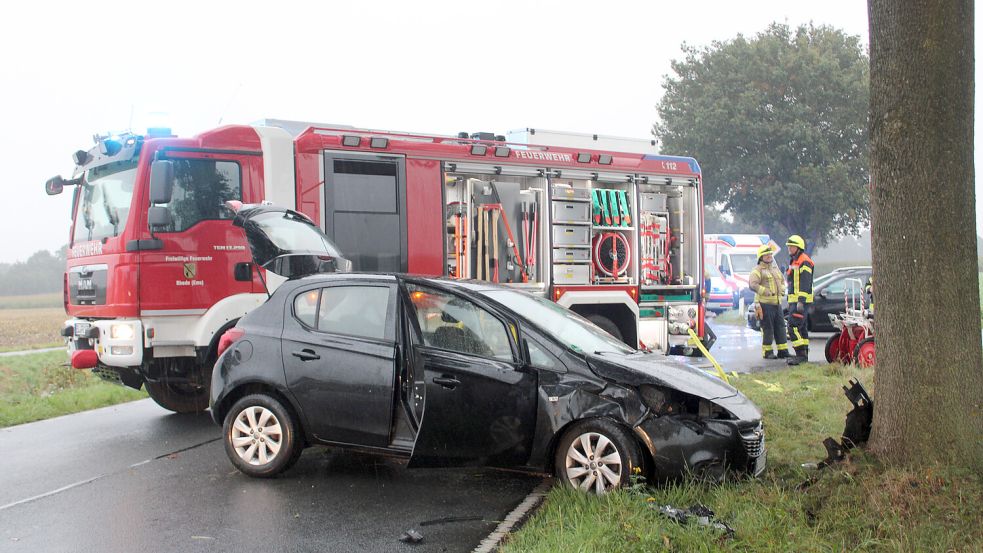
[868, 0, 983, 469]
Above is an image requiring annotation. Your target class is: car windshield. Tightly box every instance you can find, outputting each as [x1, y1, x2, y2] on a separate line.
[728, 253, 758, 273]
[481, 289, 635, 355]
[72, 160, 137, 242]
[707, 263, 722, 278]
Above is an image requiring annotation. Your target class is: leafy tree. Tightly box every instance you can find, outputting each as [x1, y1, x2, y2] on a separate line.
[702, 206, 761, 235]
[868, 0, 981, 469]
[655, 23, 869, 252]
[0, 248, 66, 295]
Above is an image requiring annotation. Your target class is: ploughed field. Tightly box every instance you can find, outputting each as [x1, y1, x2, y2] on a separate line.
[0, 293, 64, 352]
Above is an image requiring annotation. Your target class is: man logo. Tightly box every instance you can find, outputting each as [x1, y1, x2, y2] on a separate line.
[183, 263, 197, 279]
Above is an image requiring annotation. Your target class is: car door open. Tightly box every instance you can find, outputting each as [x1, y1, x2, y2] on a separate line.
[403, 282, 538, 468]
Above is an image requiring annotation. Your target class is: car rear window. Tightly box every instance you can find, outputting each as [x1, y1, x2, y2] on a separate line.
[293, 286, 391, 340]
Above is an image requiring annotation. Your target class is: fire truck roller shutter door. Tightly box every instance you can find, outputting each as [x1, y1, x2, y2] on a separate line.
[322, 154, 408, 272]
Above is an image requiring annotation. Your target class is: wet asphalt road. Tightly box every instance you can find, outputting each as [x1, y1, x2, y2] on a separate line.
[0, 400, 541, 553]
[693, 318, 830, 373]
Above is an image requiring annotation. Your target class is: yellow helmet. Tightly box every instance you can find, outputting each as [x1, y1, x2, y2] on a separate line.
[786, 235, 806, 250]
[757, 244, 774, 258]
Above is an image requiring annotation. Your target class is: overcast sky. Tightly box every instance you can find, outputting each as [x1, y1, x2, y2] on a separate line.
[0, 0, 974, 263]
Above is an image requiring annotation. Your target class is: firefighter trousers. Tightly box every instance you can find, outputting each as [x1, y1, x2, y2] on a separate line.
[760, 303, 788, 357]
[788, 305, 810, 355]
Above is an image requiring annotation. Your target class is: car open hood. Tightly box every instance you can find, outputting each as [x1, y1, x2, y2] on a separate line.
[586, 352, 738, 400]
[231, 203, 351, 279]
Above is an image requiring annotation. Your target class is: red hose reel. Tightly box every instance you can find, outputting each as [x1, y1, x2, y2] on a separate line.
[592, 232, 631, 277]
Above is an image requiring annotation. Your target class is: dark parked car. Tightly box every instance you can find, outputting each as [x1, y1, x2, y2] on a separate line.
[746, 267, 872, 333]
[210, 204, 766, 493]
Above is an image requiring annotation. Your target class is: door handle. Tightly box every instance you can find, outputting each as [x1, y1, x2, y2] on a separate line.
[432, 376, 460, 389]
[291, 349, 321, 361]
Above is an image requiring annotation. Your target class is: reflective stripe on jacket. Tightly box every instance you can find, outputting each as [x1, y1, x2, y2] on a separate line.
[749, 262, 785, 305]
[787, 251, 815, 303]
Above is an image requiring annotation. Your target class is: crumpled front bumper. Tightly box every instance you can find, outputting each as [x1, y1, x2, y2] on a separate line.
[633, 415, 766, 480]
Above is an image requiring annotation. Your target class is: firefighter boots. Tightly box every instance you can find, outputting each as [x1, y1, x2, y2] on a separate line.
[763, 351, 777, 360]
[786, 346, 809, 365]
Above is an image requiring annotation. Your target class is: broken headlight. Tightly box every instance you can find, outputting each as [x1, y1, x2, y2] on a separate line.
[698, 399, 734, 420]
[639, 385, 687, 415]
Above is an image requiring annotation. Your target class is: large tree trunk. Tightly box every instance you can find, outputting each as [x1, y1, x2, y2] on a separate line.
[867, 0, 982, 469]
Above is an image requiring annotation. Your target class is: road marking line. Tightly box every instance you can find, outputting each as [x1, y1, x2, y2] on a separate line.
[0, 476, 105, 512]
[472, 478, 552, 553]
[0, 437, 221, 512]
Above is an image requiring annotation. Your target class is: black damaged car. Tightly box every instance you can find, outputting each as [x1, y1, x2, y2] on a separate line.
[210, 204, 766, 493]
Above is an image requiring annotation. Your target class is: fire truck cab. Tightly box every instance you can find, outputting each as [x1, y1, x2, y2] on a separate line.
[48, 122, 710, 413]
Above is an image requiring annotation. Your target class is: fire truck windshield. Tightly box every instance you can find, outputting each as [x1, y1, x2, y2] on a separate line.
[72, 159, 138, 243]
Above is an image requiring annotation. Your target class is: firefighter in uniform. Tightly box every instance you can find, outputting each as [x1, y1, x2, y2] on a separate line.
[749, 244, 789, 359]
[785, 235, 815, 365]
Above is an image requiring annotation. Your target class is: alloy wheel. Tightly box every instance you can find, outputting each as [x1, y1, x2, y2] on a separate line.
[564, 432, 623, 494]
[231, 405, 283, 466]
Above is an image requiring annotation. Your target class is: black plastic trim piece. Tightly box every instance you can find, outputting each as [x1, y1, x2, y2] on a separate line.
[158, 147, 262, 157]
[126, 239, 164, 251]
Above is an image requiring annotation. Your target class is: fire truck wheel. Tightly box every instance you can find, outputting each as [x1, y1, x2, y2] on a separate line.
[145, 380, 210, 414]
[824, 332, 842, 363]
[853, 338, 876, 368]
[223, 394, 302, 478]
[586, 314, 622, 341]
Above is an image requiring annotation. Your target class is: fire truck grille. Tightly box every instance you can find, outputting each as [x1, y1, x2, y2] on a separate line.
[92, 366, 123, 385]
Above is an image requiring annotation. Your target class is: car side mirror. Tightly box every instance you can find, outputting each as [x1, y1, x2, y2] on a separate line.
[819, 289, 828, 299]
[149, 160, 174, 204]
[148, 206, 173, 229]
[45, 175, 66, 195]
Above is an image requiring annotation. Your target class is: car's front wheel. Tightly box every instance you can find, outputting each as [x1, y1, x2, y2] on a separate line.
[554, 419, 644, 494]
[223, 394, 302, 478]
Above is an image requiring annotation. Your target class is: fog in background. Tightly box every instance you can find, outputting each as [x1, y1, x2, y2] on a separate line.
[1, 0, 970, 264]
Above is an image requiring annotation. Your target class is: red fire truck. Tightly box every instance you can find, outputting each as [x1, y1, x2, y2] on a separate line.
[46, 122, 711, 412]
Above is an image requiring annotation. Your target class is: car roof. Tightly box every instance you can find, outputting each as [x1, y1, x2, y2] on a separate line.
[284, 272, 507, 293]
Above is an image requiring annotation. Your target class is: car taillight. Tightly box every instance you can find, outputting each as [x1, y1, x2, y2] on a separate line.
[217, 328, 245, 358]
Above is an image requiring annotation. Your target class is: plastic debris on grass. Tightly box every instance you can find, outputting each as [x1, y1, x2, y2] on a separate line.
[654, 504, 736, 538]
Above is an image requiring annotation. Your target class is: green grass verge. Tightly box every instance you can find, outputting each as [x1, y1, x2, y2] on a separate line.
[0, 350, 147, 427]
[0, 342, 63, 354]
[504, 364, 982, 552]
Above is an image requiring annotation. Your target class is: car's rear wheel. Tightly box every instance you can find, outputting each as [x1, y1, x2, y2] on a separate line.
[854, 338, 876, 368]
[554, 419, 643, 494]
[223, 394, 302, 478]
